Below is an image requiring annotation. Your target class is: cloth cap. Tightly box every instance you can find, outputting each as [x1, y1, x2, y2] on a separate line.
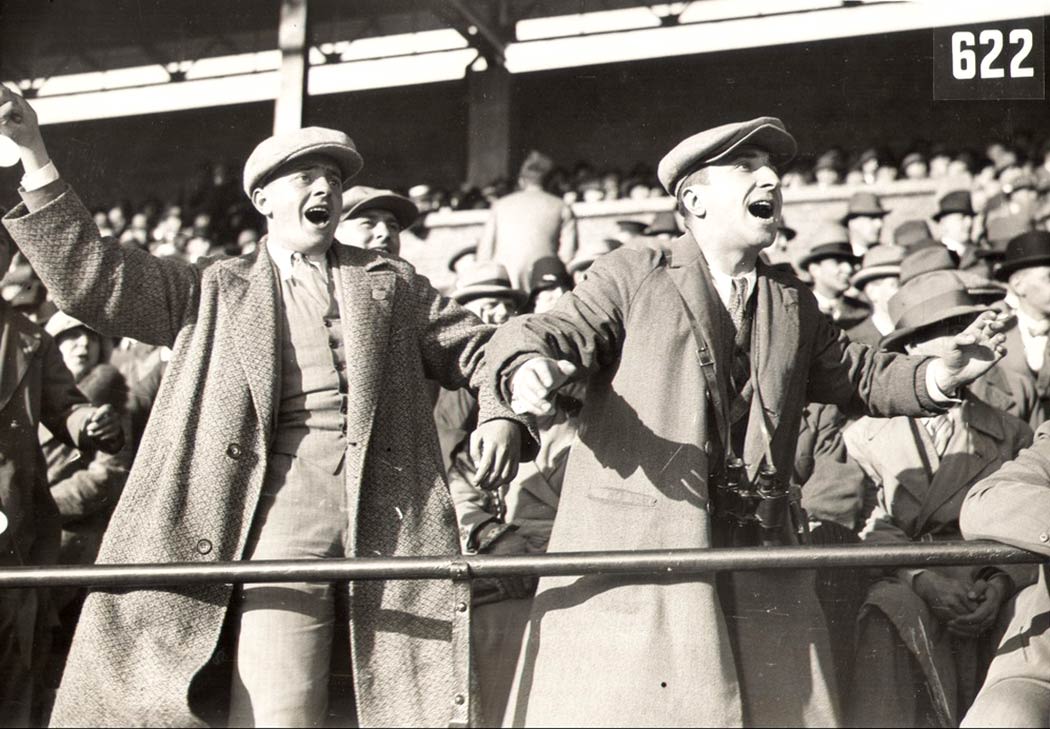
[243, 127, 363, 197]
[995, 230, 1050, 281]
[842, 191, 889, 221]
[528, 256, 572, 295]
[45, 310, 95, 339]
[796, 222, 856, 269]
[341, 186, 419, 228]
[451, 262, 527, 306]
[850, 244, 904, 288]
[932, 189, 975, 220]
[657, 117, 797, 195]
[881, 270, 988, 351]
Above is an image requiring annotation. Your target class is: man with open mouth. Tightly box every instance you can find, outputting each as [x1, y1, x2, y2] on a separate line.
[0, 86, 534, 728]
[486, 116, 1012, 727]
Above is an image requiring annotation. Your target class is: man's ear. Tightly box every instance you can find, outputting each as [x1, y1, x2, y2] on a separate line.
[250, 186, 272, 217]
[680, 186, 706, 219]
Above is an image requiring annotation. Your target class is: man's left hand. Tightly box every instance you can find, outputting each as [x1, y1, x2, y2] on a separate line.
[470, 419, 522, 491]
[930, 310, 1009, 394]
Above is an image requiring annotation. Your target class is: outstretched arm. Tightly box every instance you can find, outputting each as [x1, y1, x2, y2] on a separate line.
[0, 85, 200, 346]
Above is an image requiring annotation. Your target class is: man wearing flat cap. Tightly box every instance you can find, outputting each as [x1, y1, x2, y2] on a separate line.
[335, 184, 418, 258]
[486, 116, 1011, 726]
[0, 88, 531, 727]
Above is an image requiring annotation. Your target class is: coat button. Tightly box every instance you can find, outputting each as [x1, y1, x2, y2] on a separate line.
[226, 443, 243, 460]
[1040, 533, 1049, 543]
[196, 539, 213, 555]
[372, 289, 389, 300]
[453, 694, 465, 706]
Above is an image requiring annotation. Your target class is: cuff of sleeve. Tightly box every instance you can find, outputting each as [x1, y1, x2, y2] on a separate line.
[917, 358, 959, 412]
[20, 160, 59, 192]
[898, 567, 927, 590]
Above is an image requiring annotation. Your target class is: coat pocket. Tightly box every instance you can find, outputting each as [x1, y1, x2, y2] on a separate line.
[586, 486, 658, 509]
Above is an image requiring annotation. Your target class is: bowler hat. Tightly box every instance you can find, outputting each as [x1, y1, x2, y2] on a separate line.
[796, 223, 857, 269]
[842, 192, 888, 222]
[341, 186, 419, 229]
[893, 219, 934, 251]
[881, 270, 989, 351]
[658, 117, 797, 195]
[995, 230, 1050, 281]
[932, 190, 975, 220]
[568, 238, 622, 274]
[850, 245, 904, 288]
[243, 127, 363, 197]
[528, 256, 572, 295]
[451, 262, 527, 306]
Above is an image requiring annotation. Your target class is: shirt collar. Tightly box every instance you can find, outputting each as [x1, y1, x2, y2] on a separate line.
[266, 238, 330, 282]
[707, 264, 756, 309]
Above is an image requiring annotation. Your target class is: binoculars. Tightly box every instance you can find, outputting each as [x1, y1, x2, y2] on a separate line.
[712, 458, 793, 544]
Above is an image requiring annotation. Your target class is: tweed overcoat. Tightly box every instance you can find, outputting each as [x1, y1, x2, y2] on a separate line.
[486, 233, 943, 727]
[3, 183, 526, 727]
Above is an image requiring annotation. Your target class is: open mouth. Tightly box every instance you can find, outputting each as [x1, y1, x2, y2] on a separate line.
[304, 205, 331, 226]
[747, 199, 776, 219]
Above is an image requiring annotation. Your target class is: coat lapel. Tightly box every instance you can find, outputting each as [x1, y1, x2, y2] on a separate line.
[0, 306, 42, 415]
[333, 244, 395, 445]
[865, 416, 935, 507]
[219, 247, 280, 437]
[744, 265, 799, 475]
[914, 398, 1003, 534]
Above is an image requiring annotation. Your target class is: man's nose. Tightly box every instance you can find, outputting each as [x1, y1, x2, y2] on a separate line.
[754, 164, 781, 188]
[372, 222, 390, 241]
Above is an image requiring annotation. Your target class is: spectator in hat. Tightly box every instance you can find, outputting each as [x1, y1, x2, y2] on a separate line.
[335, 185, 418, 258]
[894, 219, 935, 254]
[567, 237, 621, 285]
[0, 91, 529, 727]
[1001, 169, 1040, 218]
[814, 149, 844, 187]
[935, 190, 985, 273]
[0, 221, 123, 726]
[798, 222, 870, 329]
[994, 231, 1050, 428]
[845, 245, 904, 347]
[487, 116, 1009, 727]
[526, 256, 572, 315]
[476, 150, 577, 291]
[844, 270, 1033, 728]
[843, 191, 889, 256]
[762, 219, 797, 271]
[900, 152, 929, 180]
[446, 240, 477, 278]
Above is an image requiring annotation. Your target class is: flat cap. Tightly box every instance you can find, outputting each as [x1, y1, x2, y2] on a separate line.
[658, 117, 797, 195]
[243, 127, 363, 197]
[341, 186, 419, 229]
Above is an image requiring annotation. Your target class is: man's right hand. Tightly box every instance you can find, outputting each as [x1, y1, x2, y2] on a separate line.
[509, 357, 578, 415]
[0, 84, 49, 173]
[914, 571, 979, 622]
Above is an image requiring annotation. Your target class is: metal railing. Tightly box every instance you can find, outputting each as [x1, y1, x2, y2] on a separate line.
[2, 540, 1043, 727]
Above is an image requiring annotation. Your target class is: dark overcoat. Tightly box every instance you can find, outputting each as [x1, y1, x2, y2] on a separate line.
[3, 184, 525, 727]
[486, 233, 942, 727]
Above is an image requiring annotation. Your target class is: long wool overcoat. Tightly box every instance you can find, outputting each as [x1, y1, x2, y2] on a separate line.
[3, 184, 525, 727]
[486, 233, 943, 727]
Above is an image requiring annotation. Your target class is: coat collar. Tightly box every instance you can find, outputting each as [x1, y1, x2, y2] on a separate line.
[0, 304, 43, 415]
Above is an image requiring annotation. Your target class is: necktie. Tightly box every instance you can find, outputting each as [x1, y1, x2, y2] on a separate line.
[923, 413, 955, 458]
[727, 277, 748, 334]
[290, 252, 331, 307]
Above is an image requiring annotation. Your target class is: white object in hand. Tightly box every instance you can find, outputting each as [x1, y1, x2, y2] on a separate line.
[0, 136, 19, 167]
[0, 508, 7, 536]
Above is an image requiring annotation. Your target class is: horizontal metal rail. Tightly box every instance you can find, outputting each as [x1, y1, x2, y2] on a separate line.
[0, 541, 1042, 589]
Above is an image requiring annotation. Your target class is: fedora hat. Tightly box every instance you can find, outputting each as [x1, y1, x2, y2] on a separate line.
[899, 246, 958, 285]
[451, 262, 527, 306]
[881, 270, 989, 351]
[796, 222, 857, 269]
[985, 213, 1034, 248]
[994, 230, 1050, 281]
[842, 191, 888, 222]
[893, 219, 933, 251]
[850, 245, 904, 288]
[932, 190, 975, 220]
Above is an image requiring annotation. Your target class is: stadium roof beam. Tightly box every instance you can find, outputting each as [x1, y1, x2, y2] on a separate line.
[430, 0, 512, 67]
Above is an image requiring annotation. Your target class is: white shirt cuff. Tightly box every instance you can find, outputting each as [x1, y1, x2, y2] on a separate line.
[924, 362, 961, 405]
[21, 160, 59, 192]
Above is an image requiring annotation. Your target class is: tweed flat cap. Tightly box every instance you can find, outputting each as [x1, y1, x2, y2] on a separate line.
[658, 117, 797, 195]
[243, 127, 364, 196]
[341, 186, 419, 228]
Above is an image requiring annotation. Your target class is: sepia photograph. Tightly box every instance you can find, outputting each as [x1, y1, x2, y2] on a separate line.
[1, 1, 1049, 726]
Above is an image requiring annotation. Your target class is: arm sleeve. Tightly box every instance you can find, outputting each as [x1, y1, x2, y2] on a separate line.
[446, 444, 500, 552]
[3, 183, 201, 347]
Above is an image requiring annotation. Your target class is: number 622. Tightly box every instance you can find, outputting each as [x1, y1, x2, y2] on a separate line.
[952, 29, 1035, 80]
